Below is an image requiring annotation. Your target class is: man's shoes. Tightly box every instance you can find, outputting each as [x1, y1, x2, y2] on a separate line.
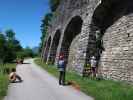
[59, 82, 62, 85]
[19, 80, 23, 82]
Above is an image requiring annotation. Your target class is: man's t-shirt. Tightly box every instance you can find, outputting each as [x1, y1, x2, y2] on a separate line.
[59, 60, 64, 66]
[90, 59, 97, 68]
[58, 60, 65, 71]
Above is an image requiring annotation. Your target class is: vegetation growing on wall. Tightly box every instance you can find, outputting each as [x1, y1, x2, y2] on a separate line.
[40, 0, 61, 53]
[49, 0, 61, 12]
[40, 13, 53, 52]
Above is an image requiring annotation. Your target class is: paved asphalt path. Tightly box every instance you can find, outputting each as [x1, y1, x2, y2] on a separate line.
[4, 59, 93, 100]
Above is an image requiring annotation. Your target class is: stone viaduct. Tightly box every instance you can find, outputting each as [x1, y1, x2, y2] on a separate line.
[42, 0, 133, 83]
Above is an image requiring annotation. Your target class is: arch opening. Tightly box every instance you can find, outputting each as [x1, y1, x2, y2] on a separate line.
[86, 0, 133, 64]
[60, 16, 83, 66]
[49, 30, 61, 64]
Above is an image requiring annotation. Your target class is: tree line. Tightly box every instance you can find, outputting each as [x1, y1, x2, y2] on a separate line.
[40, 0, 61, 52]
[0, 29, 35, 64]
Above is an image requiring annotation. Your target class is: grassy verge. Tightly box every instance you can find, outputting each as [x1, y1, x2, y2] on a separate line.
[34, 58, 133, 100]
[0, 74, 9, 100]
[0, 63, 16, 100]
[0, 63, 16, 74]
[34, 58, 59, 77]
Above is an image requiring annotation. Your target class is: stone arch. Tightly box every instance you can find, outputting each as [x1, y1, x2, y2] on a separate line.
[48, 30, 61, 64]
[86, 0, 133, 62]
[43, 36, 52, 62]
[86, 0, 133, 82]
[60, 16, 83, 67]
[41, 41, 47, 59]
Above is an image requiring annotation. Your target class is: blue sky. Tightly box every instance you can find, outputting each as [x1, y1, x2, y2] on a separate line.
[0, 0, 50, 48]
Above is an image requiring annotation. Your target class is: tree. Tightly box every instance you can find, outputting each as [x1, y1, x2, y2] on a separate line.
[39, 0, 61, 53]
[13, 39, 22, 52]
[0, 34, 6, 63]
[41, 13, 53, 37]
[40, 13, 53, 52]
[0, 28, 34, 63]
[5, 29, 15, 41]
[23, 47, 34, 58]
[16, 47, 37, 59]
[4, 29, 22, 62]
[49, 0, 61, 12]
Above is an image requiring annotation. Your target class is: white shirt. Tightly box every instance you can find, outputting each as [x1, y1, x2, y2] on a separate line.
[90, 59, 97, 67]
[58, 60, 65, 71]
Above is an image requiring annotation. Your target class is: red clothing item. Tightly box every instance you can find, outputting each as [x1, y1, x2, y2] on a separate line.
[59, 53, 64, 60]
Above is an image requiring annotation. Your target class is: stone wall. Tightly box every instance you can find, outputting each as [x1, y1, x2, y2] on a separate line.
[43, 0, 100, 74]
[42, 0, 133, 83]
[99, 14, 133, 82]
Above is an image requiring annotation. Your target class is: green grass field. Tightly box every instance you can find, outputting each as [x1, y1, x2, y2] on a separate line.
[0, 63, 16, 100]
[0, 74, 9, 100]
[0, 63, 16, 74]
[35, 58, 133, 100]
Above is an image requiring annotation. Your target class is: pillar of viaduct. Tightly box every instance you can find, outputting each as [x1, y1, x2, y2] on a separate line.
[42, 0, 133, 83]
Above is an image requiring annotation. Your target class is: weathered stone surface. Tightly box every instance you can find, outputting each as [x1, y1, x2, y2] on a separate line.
[42, 0, 99, 73]
[42, 0, 133, 83]
[100, 14, 133, 83]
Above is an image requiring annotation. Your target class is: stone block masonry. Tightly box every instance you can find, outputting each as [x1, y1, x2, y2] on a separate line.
[42, 0, 133, 83]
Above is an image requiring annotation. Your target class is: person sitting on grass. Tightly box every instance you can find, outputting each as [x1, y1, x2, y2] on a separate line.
[9, 68, 22, 83]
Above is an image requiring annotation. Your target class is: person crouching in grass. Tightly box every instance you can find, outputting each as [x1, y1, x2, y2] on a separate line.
[9, 68, 22, 83]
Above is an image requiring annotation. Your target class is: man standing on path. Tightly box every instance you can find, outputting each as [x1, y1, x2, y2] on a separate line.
[58, 53, 66, 85]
